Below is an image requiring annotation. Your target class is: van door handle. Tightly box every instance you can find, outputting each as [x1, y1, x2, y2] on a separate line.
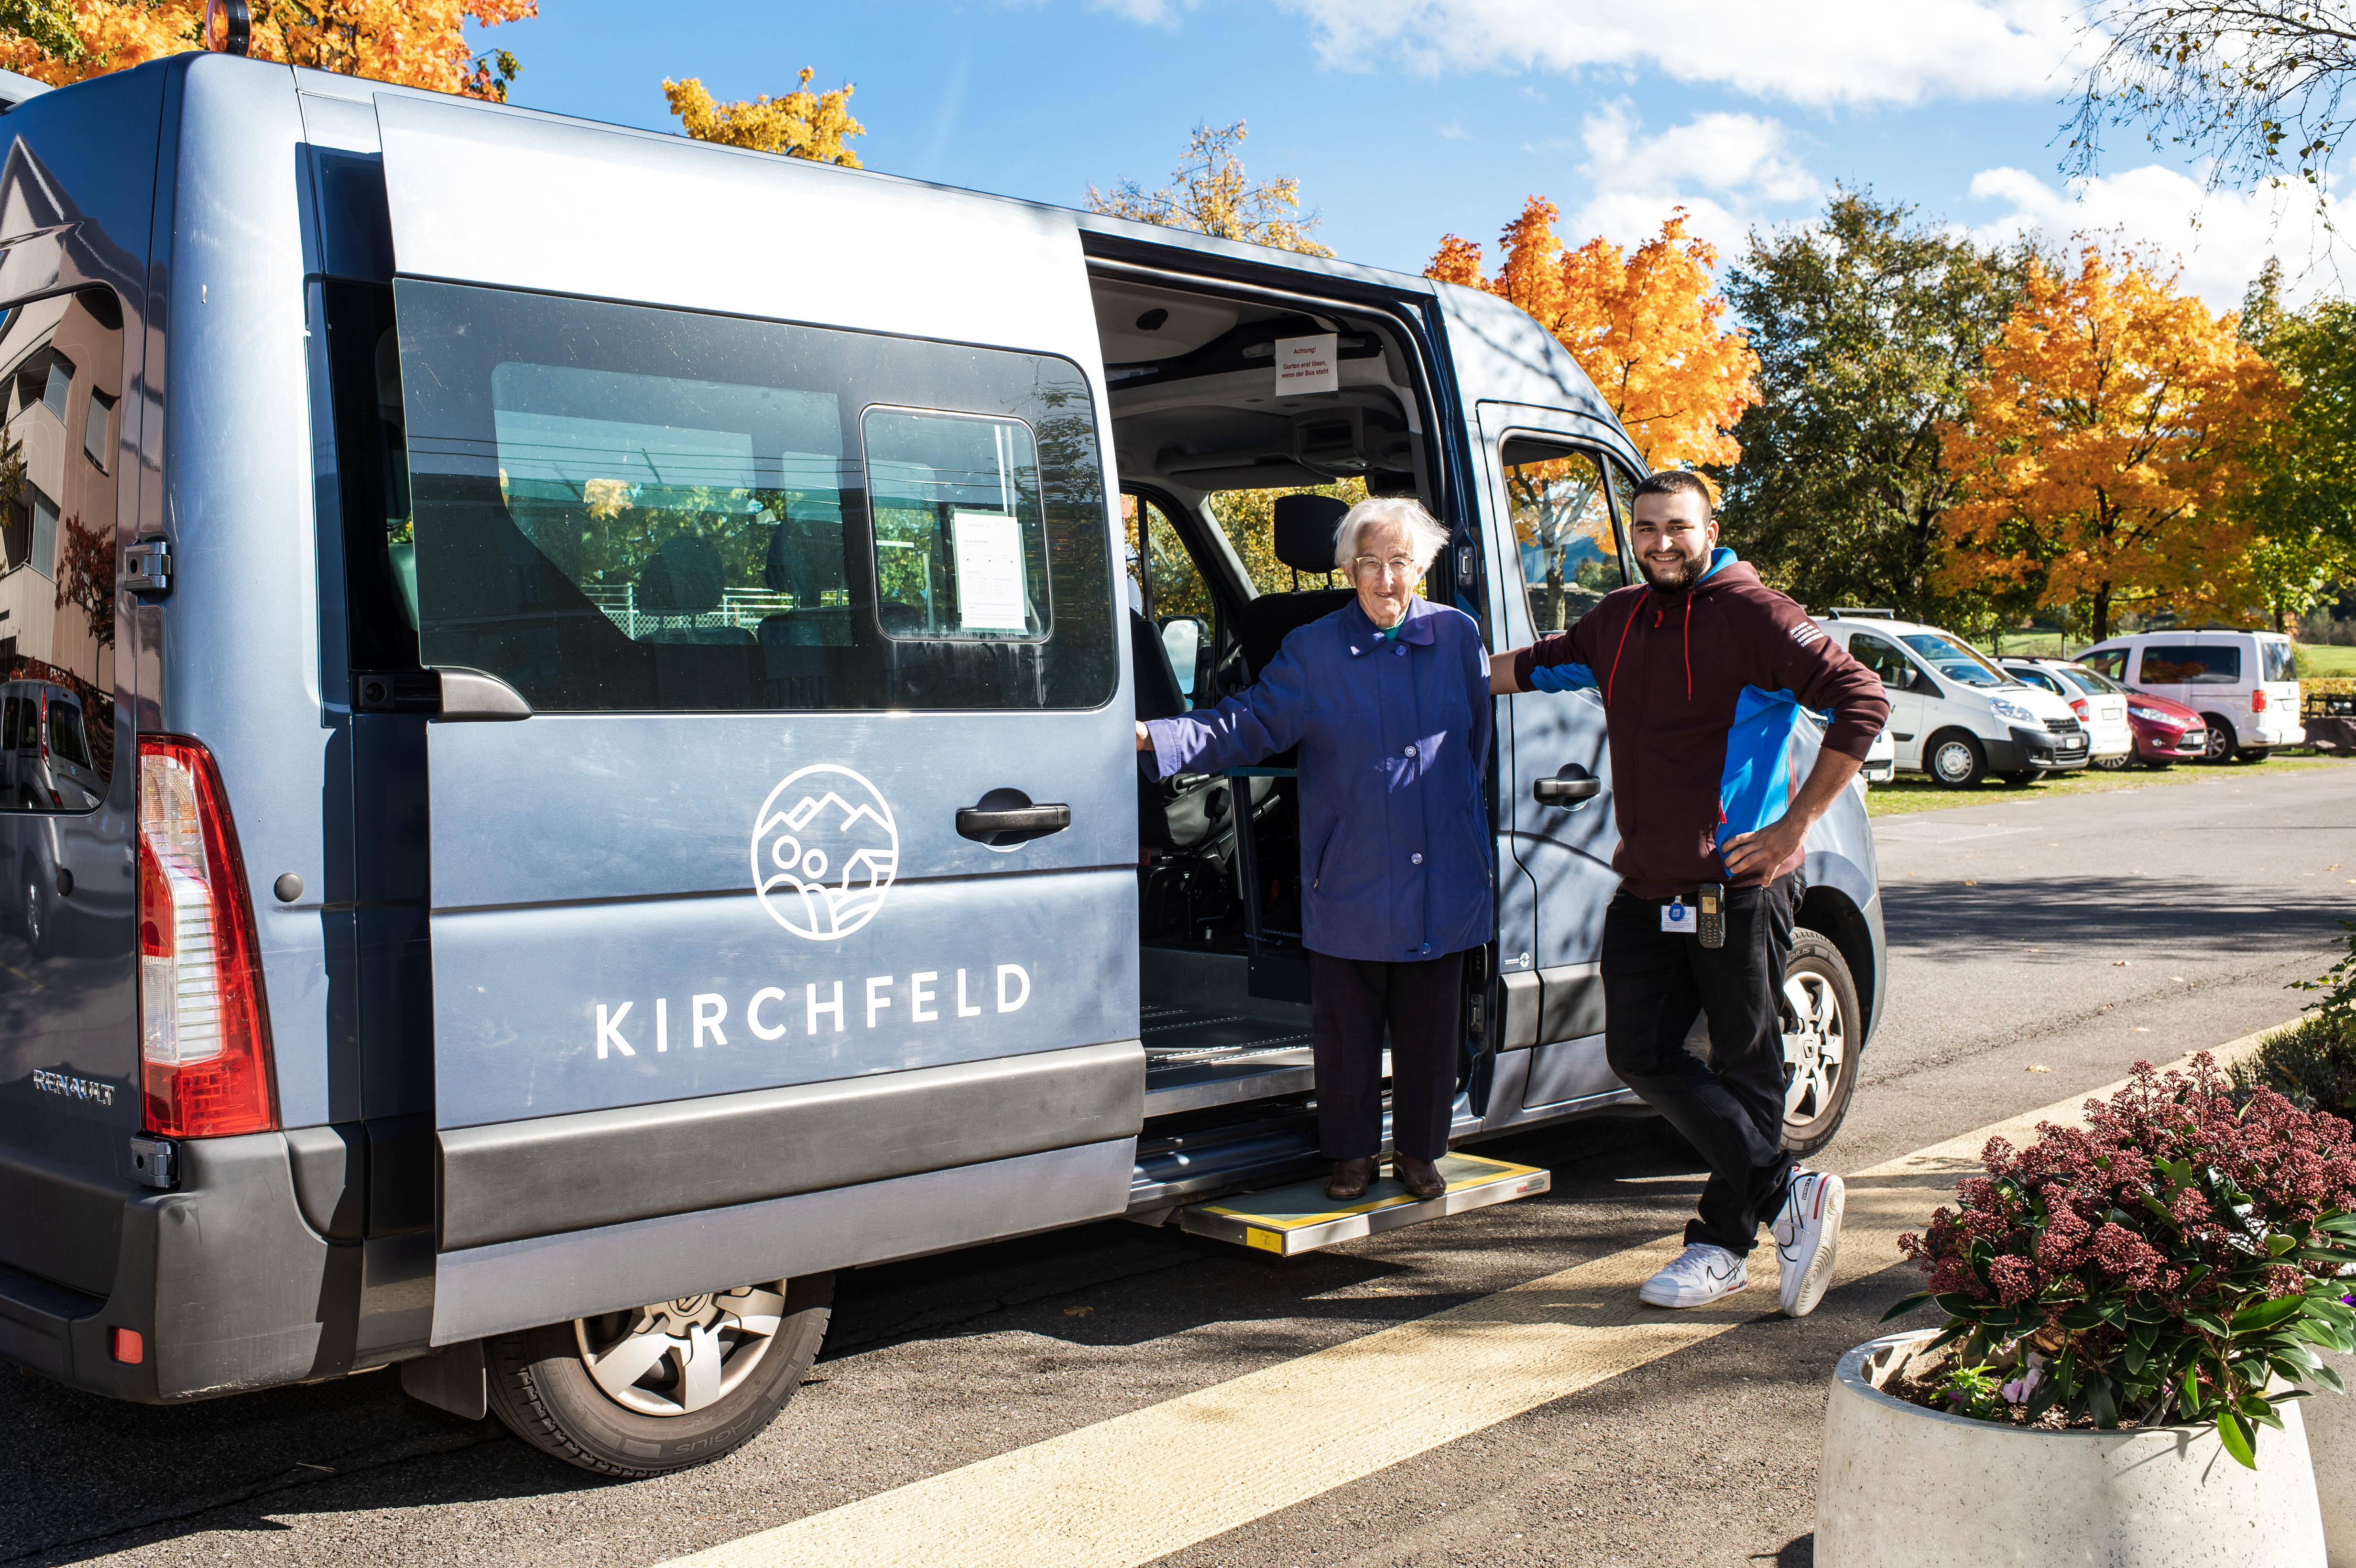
[1533, 766, 1601, 807]
[956, 789, 1070, 847]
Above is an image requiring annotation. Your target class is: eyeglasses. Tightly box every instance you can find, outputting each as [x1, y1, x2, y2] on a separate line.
[1350, 555, 1420, 580]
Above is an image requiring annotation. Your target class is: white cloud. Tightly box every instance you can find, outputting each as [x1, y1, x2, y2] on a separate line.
[1438, 121, 1470, 140]
[1273, 0, 2087, 108]
[1090, 0, 1191, 24]
[1962, 163, 2356, 310]
[1542, 104, 1822, 258]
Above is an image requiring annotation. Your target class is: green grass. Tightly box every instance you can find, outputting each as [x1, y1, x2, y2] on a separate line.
[1865, 752, 2353, 817]
[2298, 644, 2356, 677]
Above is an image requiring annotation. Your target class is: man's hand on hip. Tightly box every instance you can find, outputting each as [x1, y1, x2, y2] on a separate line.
[1718, 818, 1805, 883]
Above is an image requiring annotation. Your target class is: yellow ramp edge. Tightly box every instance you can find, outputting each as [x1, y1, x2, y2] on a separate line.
[1182, 1152, 1551, 1256]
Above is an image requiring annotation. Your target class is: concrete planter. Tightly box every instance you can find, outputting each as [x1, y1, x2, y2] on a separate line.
[1818, 1330, 2328, 1568]
[2299, 1349, 2356, 1568]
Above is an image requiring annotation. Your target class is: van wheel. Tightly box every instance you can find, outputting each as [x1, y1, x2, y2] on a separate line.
[485, 1274, 833, 1478]
[2240, 748, 2271, 764]
[2201, 718, 2238, 763]
[1926, 732, 1985, 789]
[1780, 930, 1860, 1156]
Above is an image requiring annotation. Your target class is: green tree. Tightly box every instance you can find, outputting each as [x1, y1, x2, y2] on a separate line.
[1712, 189, 2036, 626]
[2233, 259, 2356, 630]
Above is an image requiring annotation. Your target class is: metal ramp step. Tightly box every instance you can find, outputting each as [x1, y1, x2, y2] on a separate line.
[1143, 1001, 1316, 1116]
[1178, 1153, 1550, 1257]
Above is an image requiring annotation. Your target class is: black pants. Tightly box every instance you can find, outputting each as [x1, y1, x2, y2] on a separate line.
[1602, 876, 1800, 1255]
[1309, 948, 1464, 1162]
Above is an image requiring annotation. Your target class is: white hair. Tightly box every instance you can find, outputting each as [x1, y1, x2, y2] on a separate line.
[1332, 496, 1449, 572]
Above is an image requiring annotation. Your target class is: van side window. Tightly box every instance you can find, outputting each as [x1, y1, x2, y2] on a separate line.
[2077, 649, 2126, 680]
[1497, 437, 1623, 634]
[2139, 644, 2241, 684]
[393, 280, 1116, 713]
[0, 287, 120, 812]
[2264, 641, 2295, 683]
[1847, 632, 1916, 690]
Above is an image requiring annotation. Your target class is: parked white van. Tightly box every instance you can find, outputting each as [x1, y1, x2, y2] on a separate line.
[2075, 631, 2301, 762]
[1812, 611, 2089, 788]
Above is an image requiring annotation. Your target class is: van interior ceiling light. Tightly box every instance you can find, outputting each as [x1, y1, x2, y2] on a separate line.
[138, 737, 276, 1138]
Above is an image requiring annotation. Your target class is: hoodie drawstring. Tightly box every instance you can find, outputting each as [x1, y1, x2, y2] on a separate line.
[1682, 593, 1694, 702]
[1605, 594, 1641, 705]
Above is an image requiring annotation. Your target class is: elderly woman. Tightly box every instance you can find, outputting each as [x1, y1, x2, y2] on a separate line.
[1135, 497, 1491, 1201]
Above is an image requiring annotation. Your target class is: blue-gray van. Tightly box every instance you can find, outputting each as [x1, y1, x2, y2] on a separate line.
[0, 51, 1887, 1475]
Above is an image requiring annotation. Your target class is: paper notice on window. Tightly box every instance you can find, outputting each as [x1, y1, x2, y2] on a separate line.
[952, 511, 1028, 632]
[1276, 334, 1338, 395]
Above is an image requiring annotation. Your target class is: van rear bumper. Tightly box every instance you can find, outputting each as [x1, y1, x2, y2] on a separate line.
[0, 1132, 360, 1404]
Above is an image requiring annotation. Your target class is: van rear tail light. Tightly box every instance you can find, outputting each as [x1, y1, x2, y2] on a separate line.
[2252, 688, 2268, 712]
[137, 737, 276, 1138]
[2070, 698, 2090, 721]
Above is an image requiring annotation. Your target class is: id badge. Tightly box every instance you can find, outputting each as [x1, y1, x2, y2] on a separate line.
[1661, 898, 1694, 935]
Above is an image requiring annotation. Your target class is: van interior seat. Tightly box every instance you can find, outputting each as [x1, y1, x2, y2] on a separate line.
[639, 535, 753, 645]
[1131, 609, 1188, 723]
[1239, 494, 1354, 678]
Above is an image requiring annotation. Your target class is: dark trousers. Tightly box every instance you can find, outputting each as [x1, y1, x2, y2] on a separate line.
[1602, 876, 1800, 1255]
[1309, 948, 1464, 1162]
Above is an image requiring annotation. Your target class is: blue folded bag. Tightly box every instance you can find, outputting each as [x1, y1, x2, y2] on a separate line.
[1714, 685, 1832, 867]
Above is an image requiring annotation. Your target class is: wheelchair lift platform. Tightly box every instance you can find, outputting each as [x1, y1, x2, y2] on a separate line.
[1179, 1152, 1550, 1257]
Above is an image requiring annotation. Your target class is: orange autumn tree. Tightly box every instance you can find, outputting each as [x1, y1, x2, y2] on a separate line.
[663, 69, 865, 166]
[0, 0, 534, 98]
[1936, 244, 2287, 641]
[1429, 198, 1757, 617]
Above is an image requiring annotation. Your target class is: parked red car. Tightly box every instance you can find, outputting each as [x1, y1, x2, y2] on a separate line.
[2099, 688, 2208, 769]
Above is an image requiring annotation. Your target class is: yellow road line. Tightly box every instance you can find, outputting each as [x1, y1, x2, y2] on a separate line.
[657, 1026, 2289, 1568]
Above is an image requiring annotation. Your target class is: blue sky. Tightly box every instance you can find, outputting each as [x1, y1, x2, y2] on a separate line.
[471, 0, 2348, 311]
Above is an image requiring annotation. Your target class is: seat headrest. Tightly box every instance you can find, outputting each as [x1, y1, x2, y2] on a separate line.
[638, 534, 727, 618]
[1273, 494, 1350, 576]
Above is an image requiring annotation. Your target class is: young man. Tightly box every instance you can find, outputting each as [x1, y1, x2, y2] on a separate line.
[1490, 470, 1888, 1317]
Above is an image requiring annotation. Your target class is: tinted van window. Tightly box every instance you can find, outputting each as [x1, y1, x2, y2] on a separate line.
[394, 280, 1115, 712]
[0, 288, 120, 810]
[2140, 644, 2241, 684]
[2264, 641, 2295, 682]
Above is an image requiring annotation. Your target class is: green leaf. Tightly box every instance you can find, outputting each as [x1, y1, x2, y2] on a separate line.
[1879, 1292, 1935, 1323]
[2185, 1311, 2231, 1337]
[1932, 1292, 1983, 1318]
[2217, 1408, 2258, 1470]
[2182, 1363, 2203, 1416]
[2233, 1296, 2309, 1334]
[2270, 1233, 2300, 1256]
[2088, 1377, 2120, 1429]
[2311, 1361, 2347, 1395]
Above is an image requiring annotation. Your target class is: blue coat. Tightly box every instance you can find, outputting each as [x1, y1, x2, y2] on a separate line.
[1145, 594, 1493, 963]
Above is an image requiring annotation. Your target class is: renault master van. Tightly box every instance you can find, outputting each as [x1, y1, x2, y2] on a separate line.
[0, 52, 1887, 1477]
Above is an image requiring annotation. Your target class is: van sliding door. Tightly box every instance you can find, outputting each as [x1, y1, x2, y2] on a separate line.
[370, 96, 1141, 1345]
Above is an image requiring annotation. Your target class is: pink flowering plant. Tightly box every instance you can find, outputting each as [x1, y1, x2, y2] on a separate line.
[1884, 1054, 2356, 1468]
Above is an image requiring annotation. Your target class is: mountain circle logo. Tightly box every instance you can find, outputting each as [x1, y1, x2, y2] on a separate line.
[751, 764, 900, 940]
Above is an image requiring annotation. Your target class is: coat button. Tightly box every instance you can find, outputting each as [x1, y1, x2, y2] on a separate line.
[1403, 744, 1417, 756]
[1411, 852, 1423, 865]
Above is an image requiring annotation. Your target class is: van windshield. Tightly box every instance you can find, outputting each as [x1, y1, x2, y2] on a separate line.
[1898, 632, 2016, 689]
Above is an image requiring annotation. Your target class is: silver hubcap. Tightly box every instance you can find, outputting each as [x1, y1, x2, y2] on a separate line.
[1931, 741, 1974, 783]
[574, 1283, 786, 1417]
[2204, 726, 2230, 761]
[1782, 972, 1845, 1127]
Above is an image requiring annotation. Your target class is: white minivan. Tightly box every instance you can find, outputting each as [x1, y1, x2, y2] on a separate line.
[1813, 612, 2090, 788]
[2075, 630, 2301, 762]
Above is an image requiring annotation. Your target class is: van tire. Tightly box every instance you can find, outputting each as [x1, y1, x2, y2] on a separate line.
[2241, 748, 2270, 764]
[2201, 717, 2238, 763]
[1780, 930, 1860, 1156]
[1925, 731, 1985, 789]
[485, 1273, 834, 1478]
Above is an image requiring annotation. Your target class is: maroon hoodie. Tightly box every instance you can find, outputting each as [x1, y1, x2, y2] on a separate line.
[1511, 550, 1888, 898]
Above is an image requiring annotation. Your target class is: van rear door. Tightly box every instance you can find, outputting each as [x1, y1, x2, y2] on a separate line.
[369, 95, 1141, 1345]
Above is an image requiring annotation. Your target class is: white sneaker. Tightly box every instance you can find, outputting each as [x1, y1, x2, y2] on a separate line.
[1637, 1242, 1748, 1308]
[1773, 1168, 1846, 1318]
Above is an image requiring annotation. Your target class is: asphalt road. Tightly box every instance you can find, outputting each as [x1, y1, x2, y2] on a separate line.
[6, 763, 2352, 1568]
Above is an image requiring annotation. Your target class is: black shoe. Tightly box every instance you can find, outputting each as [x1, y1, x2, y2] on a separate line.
[1396, 1155, 1446, 1199]
[1324, 1157, 1375, 1200]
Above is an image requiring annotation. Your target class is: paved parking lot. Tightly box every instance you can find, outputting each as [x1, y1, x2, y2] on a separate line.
[6, 762, 2351, 1568]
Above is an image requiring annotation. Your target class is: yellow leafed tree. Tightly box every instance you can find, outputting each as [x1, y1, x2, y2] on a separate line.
[663, 69, 864, 166]
[1935, 244, 2288, 641]
[1427, 198, 1759, 473]
[1088, 120, 1331, 257]
[0, 0, 534, 98]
